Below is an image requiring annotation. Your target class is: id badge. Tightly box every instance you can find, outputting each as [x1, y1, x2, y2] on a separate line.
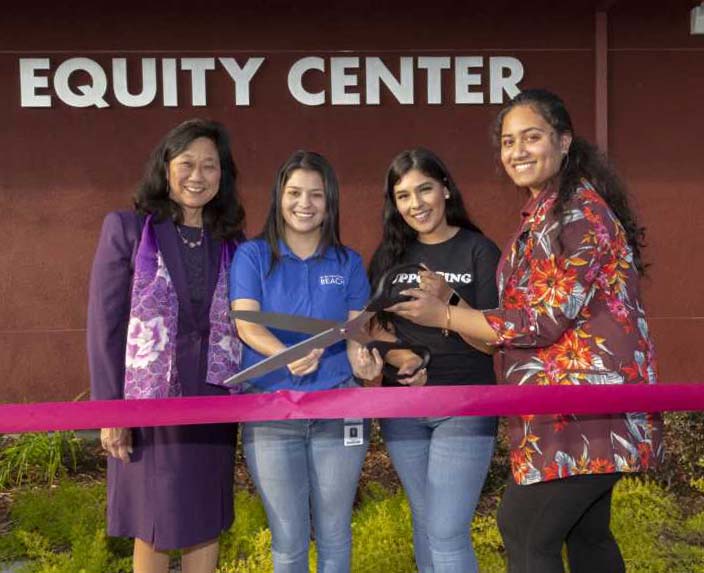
[343, 418, 364, 446]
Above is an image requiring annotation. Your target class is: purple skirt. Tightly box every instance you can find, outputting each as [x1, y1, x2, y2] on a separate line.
[106, 422, 236, 550]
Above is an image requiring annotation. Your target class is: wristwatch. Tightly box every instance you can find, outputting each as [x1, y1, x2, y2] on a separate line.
[447, 290, 461, 306]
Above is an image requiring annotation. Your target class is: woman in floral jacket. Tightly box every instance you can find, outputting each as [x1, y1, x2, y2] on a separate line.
[387, 89, 663, 573]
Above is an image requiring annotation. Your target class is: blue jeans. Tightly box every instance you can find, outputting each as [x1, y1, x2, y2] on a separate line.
[243, 416, 370, 573]
[381, 415, 497, 573]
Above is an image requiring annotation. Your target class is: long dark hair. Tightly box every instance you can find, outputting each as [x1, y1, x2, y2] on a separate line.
[494, 89, 646, 274]
[134, 118, 245, 241]
[368, 147, 483, 291]
[261, 150, 346, 272]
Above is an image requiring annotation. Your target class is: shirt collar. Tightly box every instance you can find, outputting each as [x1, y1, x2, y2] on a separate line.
[520, 183, 557, 223]
[277, 239, 339, 261]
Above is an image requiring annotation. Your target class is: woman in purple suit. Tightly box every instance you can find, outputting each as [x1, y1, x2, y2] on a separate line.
[87, 119, 245, 573]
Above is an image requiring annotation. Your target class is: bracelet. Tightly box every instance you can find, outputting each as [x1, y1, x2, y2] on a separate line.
[442, 304, 452, 337]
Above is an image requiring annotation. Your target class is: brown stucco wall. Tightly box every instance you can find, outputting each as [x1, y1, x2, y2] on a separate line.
[1, 0, 702, 402]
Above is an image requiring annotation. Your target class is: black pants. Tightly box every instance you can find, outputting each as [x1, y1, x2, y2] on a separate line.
[497, 473, 624, 573]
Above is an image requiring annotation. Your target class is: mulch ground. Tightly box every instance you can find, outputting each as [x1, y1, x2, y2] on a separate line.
[0, 492, 11, 537]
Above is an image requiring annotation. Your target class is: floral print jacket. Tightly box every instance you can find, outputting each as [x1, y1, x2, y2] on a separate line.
[483, 181, 664, 485]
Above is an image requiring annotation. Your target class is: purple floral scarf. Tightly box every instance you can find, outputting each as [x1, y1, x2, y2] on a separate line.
[123, 215, 242, 399]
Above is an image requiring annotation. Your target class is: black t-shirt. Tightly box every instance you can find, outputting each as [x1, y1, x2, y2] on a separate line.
[384, 228, 501, 387]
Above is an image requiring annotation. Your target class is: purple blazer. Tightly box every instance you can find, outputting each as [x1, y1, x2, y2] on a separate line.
[87, 211, 236, 550]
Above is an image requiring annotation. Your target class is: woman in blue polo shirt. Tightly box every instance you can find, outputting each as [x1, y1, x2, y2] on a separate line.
[229, 150, 383, 573]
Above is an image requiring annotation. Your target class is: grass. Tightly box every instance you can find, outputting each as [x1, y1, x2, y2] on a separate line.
[1, 477, 703, 572]
[2, 414, 703, 571]
[0, 432, 84, 490]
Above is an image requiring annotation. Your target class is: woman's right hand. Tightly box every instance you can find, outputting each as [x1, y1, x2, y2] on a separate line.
[287, 348, 324, 376]
[387, 351, 428, 386]
[100, 427, 132, 463]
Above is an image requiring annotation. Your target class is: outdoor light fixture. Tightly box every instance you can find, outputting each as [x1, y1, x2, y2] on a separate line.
[691, 2, 704, 34]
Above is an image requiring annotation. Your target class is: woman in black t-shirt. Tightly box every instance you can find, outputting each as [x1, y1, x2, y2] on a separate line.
[369, 148, 500, 573]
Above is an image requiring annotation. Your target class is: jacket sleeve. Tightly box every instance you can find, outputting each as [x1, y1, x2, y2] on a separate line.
[482, 190, 619, 348]
[87, 212, 136, 400]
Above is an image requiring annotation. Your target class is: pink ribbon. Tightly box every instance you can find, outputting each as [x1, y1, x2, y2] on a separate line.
[1, 384, 702, 434]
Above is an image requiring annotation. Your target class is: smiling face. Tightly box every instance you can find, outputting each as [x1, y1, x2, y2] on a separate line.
[167, 136, 221, 225]
[500, 104, 572, 197]
[281, 168, 327, 240]
[393, 168, 451, 243]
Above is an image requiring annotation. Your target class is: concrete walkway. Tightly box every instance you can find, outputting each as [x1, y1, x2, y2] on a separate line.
[0, 561, 28, 572]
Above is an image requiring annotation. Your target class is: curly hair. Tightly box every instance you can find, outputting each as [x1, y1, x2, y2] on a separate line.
[368, 147, 483, 292]
[493, 89, 646, 274]
[134, 118, 245, 241]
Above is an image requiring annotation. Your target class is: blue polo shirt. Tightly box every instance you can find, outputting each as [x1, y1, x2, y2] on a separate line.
[229, 238, 370, 391]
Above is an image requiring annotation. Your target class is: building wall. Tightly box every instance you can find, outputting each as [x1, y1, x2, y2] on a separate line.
[1, 0, 702, 402]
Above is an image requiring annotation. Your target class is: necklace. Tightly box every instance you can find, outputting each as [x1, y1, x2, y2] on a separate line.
[176, 225, 204, 248]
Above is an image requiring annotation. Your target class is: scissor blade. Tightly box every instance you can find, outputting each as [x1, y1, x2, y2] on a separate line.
[222, 327, 345, 386]
[231, 310, 338, 335]
[341, 310, 376, 345]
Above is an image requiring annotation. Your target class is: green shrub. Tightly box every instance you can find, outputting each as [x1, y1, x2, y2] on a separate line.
[8, 482, 106, 551]
[219, 484, 417, 573]
[351, 485, 415, 572]
[611, 478, 671, 571]
[3, 475, 704, 572]
[218, 490, 269, 563]
[0, 432, 84, 490]
[0, 480, 131, 570]
[217, 529, 273, 573]
[18, 528, 131, 573]
[472, 512, 506, 572]
[684, 511, 704, 536]
[666, 498, 704, 572]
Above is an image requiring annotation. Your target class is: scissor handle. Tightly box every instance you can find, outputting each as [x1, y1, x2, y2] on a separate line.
[366, 262, 427, 312]
[366, 340, 431, 381]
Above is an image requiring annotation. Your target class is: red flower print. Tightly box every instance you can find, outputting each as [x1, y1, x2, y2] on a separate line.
[581, 188, 603, 206]
[486, 315, 518, 343]
[589, 458, 615, 473]
[530, 256, 578, 312]
[552, 415, 568, 432]
[584, 262, 601, 283]
[551, 331, 594, 371]
[511, 450, 530, 483]
[543, 462, 562, 481]
[583, 206, 601, 225]
[621, 361, 641, 382]
[600, 258, 628, 296]
[535, 347, 563, 385]
[503, 283, 527, 310]
[606, 296, 631, 329]
[518, 433, 541, 452]
[638, 443, 652, 470]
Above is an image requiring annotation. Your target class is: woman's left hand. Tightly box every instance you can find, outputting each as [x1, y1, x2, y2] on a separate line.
[386, 288, 447, 329]
[418, 268, 454, 303]
[350, 346, 384, 381]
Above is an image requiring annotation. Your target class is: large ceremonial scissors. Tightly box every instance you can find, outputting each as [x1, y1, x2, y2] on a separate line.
[222, 263, 431, 386]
